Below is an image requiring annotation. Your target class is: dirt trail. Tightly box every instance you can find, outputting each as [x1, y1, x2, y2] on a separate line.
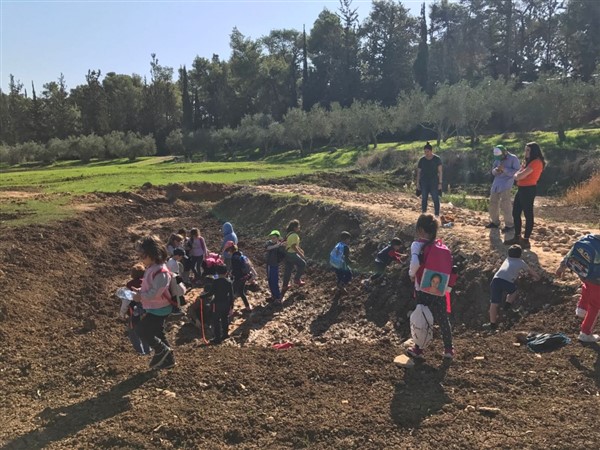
[1, 183, 600, 449]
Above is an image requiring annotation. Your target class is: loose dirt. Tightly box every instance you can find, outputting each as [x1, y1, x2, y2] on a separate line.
[1, 181, 599, 449]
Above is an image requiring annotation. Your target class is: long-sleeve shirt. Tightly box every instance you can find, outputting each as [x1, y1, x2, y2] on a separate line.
[202, 277, 234, 313]
[491, 153, 520, 193]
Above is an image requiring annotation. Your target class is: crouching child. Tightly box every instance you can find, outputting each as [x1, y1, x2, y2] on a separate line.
[483, 244, 540, 332]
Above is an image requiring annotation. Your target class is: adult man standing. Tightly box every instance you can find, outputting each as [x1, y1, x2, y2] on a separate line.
[485, 145, 520, 233]
[416, 142, 443, 217]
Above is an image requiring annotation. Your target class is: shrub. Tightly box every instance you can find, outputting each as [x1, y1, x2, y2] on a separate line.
[564, 171, 600, 208]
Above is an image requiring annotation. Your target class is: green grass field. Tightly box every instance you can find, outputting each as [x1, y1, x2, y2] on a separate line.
[1, 128, 598, 226]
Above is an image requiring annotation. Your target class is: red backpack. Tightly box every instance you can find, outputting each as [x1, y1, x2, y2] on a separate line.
[416, 239, 454, 298]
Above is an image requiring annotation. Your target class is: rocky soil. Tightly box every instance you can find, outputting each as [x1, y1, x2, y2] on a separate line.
[1, 181, 599, 449]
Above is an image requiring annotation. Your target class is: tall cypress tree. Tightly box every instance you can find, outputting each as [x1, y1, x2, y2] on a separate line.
[181, 66, 193, 132]
[301, 25, 310, 111]
[413, 3, 429, 92]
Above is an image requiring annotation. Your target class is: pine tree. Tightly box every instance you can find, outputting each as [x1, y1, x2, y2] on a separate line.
[181, 66, 193, 132]
[413, 3, 429, 91]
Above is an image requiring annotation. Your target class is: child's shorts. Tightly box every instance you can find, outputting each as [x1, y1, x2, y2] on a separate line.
[490, 277, 516, 304]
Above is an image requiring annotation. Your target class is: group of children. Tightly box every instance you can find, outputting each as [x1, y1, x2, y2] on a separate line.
[120, 207, 599, 371]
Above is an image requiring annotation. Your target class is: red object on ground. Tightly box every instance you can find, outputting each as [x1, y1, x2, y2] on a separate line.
[272, 342, 293, 350]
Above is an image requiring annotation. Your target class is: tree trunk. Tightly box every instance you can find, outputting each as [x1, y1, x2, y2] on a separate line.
[557, 128, 566, 142]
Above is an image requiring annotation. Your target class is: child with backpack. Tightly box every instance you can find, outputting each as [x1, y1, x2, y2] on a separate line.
[407, 214, 455, 360]
[187, 228, 208, 282]
[200, 265, 235, 344]
[220, 222, 238, 271]
[225, 243, 254, 312]
[555, 234, 600, 343]
[483, 244, 541, 332]
[330, 231, 354, 293]
[131, 235, 175, 370]
[121, 264, 150, 355]
[166, 247, 187, 315]
[363, 238, 404, 289]
[281, 219, 307, 297]
[265, 230, 285, 304]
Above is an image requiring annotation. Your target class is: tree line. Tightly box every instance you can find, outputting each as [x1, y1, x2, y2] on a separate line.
[1, 0, 599, 162]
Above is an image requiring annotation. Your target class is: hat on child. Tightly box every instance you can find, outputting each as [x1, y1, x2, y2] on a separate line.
[173, 247, 186, 257]
[493, 145, 506, 156]
[269, 230, 281, 237]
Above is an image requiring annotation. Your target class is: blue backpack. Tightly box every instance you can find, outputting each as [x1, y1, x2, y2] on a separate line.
[565, 234, 600, 284]
[330, 242, 346, 269]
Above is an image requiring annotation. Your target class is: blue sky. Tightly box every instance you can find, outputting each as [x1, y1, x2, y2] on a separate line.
[1, 0, 428, 93]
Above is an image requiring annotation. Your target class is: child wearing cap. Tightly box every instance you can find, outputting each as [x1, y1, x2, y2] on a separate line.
[485, 144, 520, 233]
[265, 230, 285, 304]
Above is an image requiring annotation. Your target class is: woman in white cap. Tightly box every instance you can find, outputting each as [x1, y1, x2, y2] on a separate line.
[485, 145, 520, 233]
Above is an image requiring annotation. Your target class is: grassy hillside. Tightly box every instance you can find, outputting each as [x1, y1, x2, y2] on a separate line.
[1, 129, 598, 226]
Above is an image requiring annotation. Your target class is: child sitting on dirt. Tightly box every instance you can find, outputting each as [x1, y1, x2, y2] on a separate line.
[483, 244, 541, 332]
[555, 236, 600, 343]
[330, 231, 354, 293]
[265, 230, 285, 304]
[363, 238, 404, 289]
[407, 214, 455, 359]
[281, 219, 307, 297]
[225, 243, 254, 312]
[131, 235, 175, 370]
[200, 265, 235, 344]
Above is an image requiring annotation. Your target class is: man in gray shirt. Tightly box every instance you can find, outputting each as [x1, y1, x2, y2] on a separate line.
[485, 145, 520, 233]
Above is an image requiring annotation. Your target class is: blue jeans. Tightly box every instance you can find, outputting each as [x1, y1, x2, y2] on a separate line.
[267, 264, 281, 300]
[421, 180, 440, 216]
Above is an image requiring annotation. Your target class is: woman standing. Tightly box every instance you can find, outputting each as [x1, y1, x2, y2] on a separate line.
[504, 142, 545, 250]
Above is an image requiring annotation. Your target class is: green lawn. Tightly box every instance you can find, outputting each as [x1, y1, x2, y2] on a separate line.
[1, 128, 597, 227]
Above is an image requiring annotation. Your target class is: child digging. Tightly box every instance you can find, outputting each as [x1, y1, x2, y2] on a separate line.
[483, 244, 541, 331]
[363, 237, 404, 289]
[132, 235, 175, 370]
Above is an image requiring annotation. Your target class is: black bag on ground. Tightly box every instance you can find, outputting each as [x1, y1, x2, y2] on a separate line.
[526, 333, 571, 353]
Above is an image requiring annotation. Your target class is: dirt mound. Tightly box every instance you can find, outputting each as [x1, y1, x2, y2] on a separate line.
[1, 184, 599, 449]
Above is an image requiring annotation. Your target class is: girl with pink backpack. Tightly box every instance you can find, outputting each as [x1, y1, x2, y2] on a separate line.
[407, 214, 455, 360]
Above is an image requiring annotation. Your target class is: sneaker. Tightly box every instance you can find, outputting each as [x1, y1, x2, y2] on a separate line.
[149, 347, 172, 370]
[294, 279, 306, 287]
[503, 236, 521, 245]
[519, 238, 531, 250]
[482, 322, 498, 331]
[171, 307, 184, 316]
[156, 351, 175, 370]
[443, 347, 456, 359]
[576, 307, 587, 319]
[484, 222, 499, 229]
[407, 346, 424, 359]
[578, 332, 600, 343]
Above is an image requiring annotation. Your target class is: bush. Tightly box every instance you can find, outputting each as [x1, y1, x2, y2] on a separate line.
[103, 131, 127, 158]
[166, 129, 184, 155]
[564, 171, 600, 208]
[47, 138, 71, 161]
[74, 134, 104, 163]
